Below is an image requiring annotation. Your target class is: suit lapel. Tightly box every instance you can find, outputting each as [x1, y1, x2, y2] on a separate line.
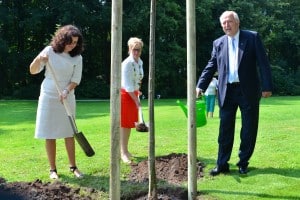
[238, 31, 247, 66]
[219, 36, 228, 73]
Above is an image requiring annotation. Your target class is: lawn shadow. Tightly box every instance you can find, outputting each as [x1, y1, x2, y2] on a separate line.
[131, 155, 147, 163]
[224, 167, 300, 199]
[59, 165, 189, 200]
[260, 96, 299, 106]
[77, 112, 109, 120]
[222, 166, 300, 180]
[60, 173, 109, 192]
[197, 157, 300, 178]
[220, 166, 300, 183]
[201, 189, 300, 200]
[0, 100, 110, 127]
[247, 166, 300, 178]
[197, 157, 217, 168]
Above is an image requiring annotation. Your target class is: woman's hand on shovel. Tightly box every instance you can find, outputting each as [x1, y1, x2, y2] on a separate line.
[135, 99, 141, 108]
[60, 88, 69, 103]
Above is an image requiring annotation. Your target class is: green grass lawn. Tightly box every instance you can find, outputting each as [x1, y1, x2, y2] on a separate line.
[0, 97, 299, 199]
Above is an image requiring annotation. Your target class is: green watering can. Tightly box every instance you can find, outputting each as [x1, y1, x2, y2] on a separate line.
[176, 99, 207, 127]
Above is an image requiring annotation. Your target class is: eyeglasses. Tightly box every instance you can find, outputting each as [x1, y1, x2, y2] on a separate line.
[133, 48, 141, 52]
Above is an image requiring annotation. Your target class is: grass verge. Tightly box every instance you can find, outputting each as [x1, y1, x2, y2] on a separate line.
[0, 96, 299, 199]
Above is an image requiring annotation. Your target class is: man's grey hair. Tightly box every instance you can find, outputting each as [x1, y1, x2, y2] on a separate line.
[219, 11, 240, 24]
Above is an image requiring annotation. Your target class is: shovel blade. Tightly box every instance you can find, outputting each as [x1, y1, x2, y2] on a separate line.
[135, 122, 149, 132]
[74, 132, 95, 157]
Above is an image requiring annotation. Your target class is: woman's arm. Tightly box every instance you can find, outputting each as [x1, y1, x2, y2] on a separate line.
[60, 82, 78, 102]
[64, 82, 78, 93]
[29, 54, 48, 74]
[128, 91, 140, 108]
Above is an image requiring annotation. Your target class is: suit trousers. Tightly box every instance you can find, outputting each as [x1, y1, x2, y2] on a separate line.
[217, 83, 259, 168]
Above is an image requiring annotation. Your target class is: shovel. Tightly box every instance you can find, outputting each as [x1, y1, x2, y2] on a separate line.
[47, 62, 95, 157]
[135, 96, 149, 132]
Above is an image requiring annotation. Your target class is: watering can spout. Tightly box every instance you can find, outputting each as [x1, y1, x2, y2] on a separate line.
[176, 99, 207, 127]
[176, 100, 188, 117]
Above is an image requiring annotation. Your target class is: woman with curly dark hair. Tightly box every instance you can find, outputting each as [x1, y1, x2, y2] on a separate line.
[29, 25, 84, 179]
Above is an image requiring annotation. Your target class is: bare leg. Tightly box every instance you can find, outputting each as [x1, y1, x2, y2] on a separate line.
[65, 137, 82, 177]
[207, 112, 212, 118]
[46, 139, 56, 170]
[46, 139, 58, 179]
[120, 127, 132, 163]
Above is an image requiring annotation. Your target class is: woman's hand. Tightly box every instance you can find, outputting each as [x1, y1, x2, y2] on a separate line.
[60, 89, 69, 103]
[135, 98, 141, 108]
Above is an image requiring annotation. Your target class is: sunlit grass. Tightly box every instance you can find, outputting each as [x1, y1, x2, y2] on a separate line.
[0, 96, 299, 199]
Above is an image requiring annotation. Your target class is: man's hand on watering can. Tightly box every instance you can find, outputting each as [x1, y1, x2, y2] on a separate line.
[196, 88, 203, 98]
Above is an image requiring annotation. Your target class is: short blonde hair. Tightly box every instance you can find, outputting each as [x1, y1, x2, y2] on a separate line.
[127, 37, 143, 52]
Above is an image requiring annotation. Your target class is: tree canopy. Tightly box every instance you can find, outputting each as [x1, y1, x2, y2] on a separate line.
[0, 0, 299, 99]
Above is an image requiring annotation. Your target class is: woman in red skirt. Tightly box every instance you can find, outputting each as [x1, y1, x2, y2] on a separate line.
[121, 37, 144, 163]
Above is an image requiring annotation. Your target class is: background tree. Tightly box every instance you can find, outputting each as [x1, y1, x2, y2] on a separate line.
[0, 0, 299, 99]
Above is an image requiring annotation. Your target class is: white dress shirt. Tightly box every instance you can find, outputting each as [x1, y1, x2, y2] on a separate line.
[228, 31, 240, 83]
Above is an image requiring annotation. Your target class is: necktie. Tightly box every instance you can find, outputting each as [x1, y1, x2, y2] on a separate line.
[229, 38, 237, 83]
[232, 38, 236, 53]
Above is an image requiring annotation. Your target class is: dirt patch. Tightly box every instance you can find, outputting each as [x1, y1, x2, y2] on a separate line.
[129, 153, 204, 185]
[127, 153, 204, 199]
[0, 178, 97, 200]
[0, 153, 204, 200]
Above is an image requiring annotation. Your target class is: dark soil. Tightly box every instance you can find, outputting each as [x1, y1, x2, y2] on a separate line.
[0, 178, 97, 200]
[0, 153, 204, 200]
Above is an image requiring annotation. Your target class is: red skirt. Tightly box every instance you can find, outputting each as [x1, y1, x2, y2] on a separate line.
[121, 89, 139, 128]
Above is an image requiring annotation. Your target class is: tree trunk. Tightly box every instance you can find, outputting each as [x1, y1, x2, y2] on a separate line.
[186, 0, 197, 199]
[109, 0, 123, 199]
[148, 0, 158, 199]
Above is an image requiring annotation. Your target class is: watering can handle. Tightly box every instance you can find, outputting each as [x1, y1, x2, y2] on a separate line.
[196, 88, 204, 99]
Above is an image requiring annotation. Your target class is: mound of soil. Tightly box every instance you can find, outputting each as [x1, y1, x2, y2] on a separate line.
[0, 153, 204, 200]
[127, 153, 204, 199]
[129, 153, 204, 185]
[0, 178, 97, 200]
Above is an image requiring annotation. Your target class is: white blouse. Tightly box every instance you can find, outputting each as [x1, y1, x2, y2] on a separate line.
[121, 55, 144, 92]
[38, 46, 82, 85]
[205, 77, 218, 96]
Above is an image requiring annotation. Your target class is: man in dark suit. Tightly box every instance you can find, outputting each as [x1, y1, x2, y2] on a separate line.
[196, 11, 273, 176]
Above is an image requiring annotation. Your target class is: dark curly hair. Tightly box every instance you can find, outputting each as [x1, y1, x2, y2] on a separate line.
[50, 25, 84, 57]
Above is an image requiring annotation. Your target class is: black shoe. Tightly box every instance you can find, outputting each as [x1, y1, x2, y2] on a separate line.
[209, 166, 230, 176]
[238, 166, 248, 174]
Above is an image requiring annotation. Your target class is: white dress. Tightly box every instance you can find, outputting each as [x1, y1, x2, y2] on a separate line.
[34, 46, 82, 139]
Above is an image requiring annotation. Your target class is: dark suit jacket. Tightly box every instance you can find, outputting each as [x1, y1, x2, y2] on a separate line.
[197, 30, 273, 107]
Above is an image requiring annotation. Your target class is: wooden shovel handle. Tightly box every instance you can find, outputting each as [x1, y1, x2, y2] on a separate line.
[46, 62, 78, 133]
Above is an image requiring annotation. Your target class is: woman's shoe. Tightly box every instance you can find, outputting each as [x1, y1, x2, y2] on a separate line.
[127, 152, 133, 158]
[70, 166, 84, 178]
[49, 169, 58, 179]
[121, 153, 132, 164]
